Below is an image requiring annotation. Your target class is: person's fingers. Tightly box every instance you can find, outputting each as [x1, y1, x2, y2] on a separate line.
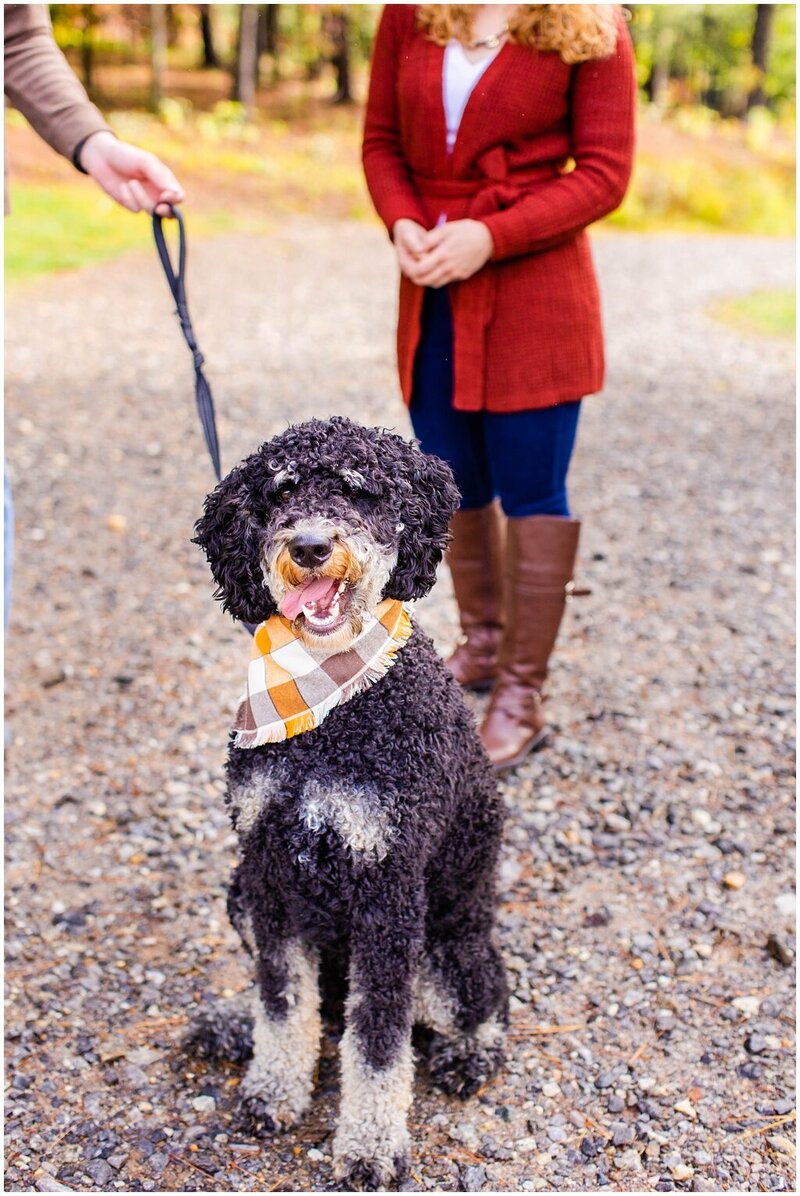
[401, 257, 420, 279]
[408, 266, 440, 285]
[116, 181, 141, 213]
[153, 188, 184, 217]
[158, 188, 184, 204]
[128, 179, 153, 213]
[397, 231, 425, 260]
[405, 224, 428, 253]
[410, 266, 450, 287]
[398, 238, 426, 265]
[404, 262, 432, 284]
[132, 178, 183, 216]
[411, 250, 452, 284]
[420, 244, 449, 266]
[422, 263, 456, 285]
[400, 241, 433, 272]
[425, 267, 455, 288]
[136, 151, 183, 198]
[421, 225, 448, 250]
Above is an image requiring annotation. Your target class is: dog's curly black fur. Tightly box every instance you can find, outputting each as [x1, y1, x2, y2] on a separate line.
[194, 416, 459, 624]
[190, 418, 508, 1190]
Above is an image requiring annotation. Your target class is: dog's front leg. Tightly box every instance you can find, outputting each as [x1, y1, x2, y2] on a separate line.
[240, 935, 322, 1133]
[333, 884, 424, 1191]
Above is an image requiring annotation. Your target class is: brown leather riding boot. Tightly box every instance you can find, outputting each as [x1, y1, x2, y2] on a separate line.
[480, 515, 582, 771]
[445, 503, 506, 692]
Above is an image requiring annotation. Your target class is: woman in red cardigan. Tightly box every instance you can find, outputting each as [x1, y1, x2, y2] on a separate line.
[363, 4, 636, 770]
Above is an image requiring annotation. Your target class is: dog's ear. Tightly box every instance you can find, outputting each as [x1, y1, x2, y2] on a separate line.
[193, 466, 277, 624]
[384, 444, 460, 601]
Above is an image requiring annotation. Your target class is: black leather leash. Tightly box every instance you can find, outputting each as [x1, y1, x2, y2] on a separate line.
[152, 207, 258, 635]
[152, 205, 222, 482]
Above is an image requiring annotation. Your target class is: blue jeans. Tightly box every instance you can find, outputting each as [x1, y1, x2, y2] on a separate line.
[410, 287, 581, 516]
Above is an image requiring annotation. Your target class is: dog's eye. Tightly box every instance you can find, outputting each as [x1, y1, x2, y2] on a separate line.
[345, 480, 380, 503]
[270, 463, 299, 502]
[341, 470, 379, 500]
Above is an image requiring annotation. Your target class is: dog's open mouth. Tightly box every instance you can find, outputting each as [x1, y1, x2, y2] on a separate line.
[281, 576, 352, 636]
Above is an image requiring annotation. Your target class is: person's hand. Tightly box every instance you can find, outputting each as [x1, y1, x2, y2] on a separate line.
[406, 219, 494, 288]
[79, 131, 184, 216]
[392, 218, 429, 278]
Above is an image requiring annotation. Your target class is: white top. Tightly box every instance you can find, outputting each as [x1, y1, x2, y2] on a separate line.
[443, 40, 500, 152]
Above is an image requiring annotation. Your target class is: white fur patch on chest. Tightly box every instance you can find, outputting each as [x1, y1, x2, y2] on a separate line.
[229, 773, 282, 836]
[301, 780, 396, 862]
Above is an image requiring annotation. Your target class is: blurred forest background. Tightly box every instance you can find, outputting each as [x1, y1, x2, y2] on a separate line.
[4, 4, 796, 334]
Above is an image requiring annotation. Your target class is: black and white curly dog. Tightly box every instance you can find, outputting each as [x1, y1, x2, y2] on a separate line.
[189, 416, 507, 1190]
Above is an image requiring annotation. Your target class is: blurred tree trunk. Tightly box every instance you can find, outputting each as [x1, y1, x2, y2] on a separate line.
[747, 4, 775, 110]
[150, 5, 168, 112]
[258, 5, 279, 55]
[645, 57, 668, 106]
[165, 5, 179, 48]
[645, 25, 674, 107]
[233, 4, 260, 115]
[259, 5, 281, 83]
[80, 5, 96, 94]
[326, 10, 353, 104]
[198, 4, 219, 68]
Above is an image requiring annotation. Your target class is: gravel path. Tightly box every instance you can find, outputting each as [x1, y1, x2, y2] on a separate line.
[5, 222, 795, 1194]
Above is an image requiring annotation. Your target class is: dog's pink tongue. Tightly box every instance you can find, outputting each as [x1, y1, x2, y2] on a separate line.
[281, 577, 337, 621]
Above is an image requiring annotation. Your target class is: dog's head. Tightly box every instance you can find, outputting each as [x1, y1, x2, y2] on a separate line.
[193, 417, 460, 650]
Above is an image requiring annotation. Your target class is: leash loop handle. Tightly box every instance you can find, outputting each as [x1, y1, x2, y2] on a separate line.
[152, 205, 221, 482]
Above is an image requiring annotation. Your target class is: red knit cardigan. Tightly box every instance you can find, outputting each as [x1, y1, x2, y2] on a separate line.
[362, 5, 637, 413]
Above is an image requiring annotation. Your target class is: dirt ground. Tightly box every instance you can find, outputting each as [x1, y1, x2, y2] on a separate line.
[4, 221, 795, 1193]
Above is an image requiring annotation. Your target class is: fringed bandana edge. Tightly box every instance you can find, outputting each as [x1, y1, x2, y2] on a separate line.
[232, 598, 413, 747]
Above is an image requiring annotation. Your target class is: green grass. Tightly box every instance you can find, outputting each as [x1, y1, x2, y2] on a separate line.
[5, 183, 153, 284]
[6, 102, 795, 285]
[711, 288, 796, 339]
[609, 151, 795, 237]
[4, 182, 253, 287]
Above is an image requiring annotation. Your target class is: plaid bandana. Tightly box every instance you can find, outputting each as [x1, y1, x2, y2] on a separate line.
[232, 599, 413, 747]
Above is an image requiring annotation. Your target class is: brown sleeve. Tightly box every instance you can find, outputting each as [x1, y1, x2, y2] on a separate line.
[4, 4, 110, 165]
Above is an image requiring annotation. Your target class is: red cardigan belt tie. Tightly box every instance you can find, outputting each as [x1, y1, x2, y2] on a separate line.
[406, 148, 566, 412]
[364, 5, 638, 415]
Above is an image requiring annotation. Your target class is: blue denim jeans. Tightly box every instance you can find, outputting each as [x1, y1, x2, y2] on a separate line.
[410, 287, 581, 516]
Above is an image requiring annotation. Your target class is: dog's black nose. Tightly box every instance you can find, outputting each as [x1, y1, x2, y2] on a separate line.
[288, 534, 334, 569]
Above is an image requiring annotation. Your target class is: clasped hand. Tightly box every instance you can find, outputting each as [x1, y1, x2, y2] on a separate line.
[393, 217, 494, 288]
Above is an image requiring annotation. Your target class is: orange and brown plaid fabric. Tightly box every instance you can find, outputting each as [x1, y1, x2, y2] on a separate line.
[232, 599, 413, 747]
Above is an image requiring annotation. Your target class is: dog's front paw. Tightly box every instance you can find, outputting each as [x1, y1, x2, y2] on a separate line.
[237, 1071, 310, 1135]
[333, 1149, 410, 1192]
[427, 1028, 504, 1100]
[333, 1119, 411, 1192]
[237, 1094, 281, 1137]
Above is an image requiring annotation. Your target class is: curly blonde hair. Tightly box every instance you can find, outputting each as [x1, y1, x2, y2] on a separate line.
[417, 5, 620, 64]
